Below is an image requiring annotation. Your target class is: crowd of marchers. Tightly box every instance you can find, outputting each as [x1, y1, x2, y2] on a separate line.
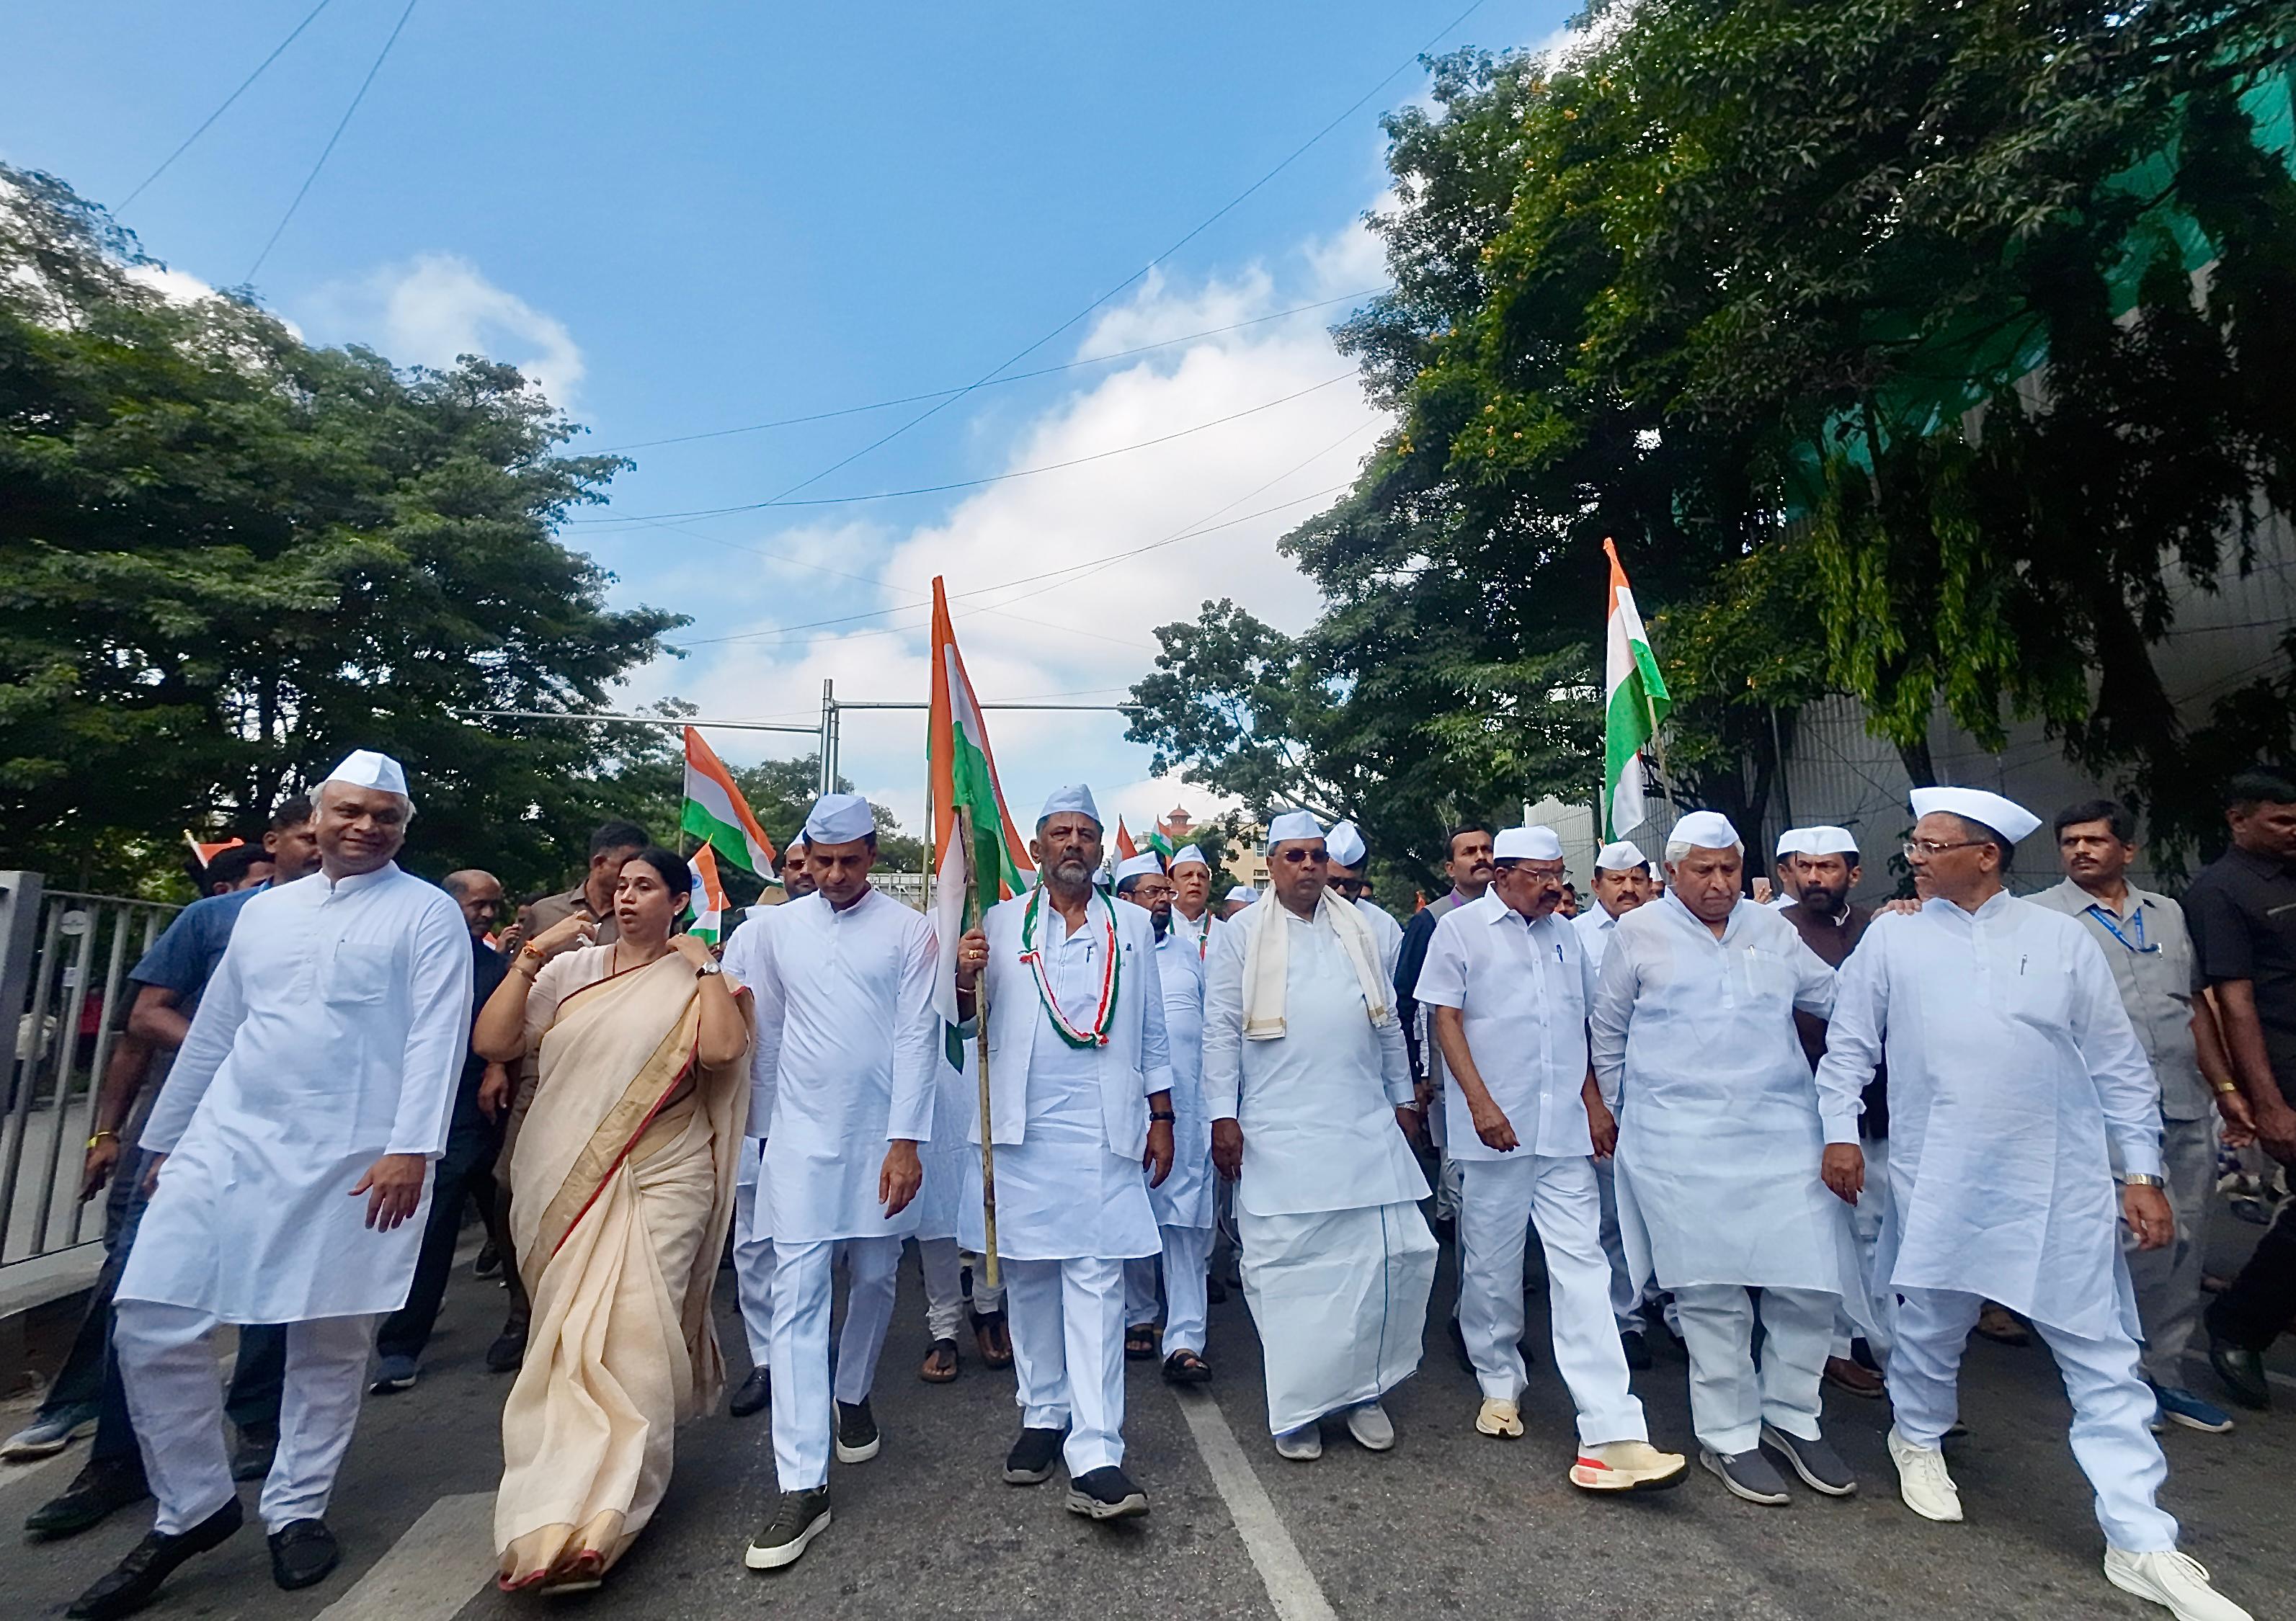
[7, 752, 2295, 1621]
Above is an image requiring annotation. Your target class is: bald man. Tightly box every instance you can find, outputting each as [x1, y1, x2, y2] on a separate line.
[369, 870, 511, 1393]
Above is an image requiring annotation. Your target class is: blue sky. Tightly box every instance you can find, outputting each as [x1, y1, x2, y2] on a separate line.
[4, 0, 1575, 836]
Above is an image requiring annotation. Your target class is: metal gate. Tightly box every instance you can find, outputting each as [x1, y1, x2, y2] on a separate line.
[0, 874, 179, 1267]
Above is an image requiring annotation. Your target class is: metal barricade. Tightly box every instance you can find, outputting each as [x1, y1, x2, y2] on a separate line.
[0, 876, 179, 1267]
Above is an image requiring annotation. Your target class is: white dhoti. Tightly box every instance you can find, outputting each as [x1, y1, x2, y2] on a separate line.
[732, 1138, 774, 1367]
[1240, 1202, 1436, 1436]
[767, 1235, 901, 1491]
[1461, 1156, 1647, 1445]
[117, 1299, 378, 1535]
[1890, 1287, 2176, 1552]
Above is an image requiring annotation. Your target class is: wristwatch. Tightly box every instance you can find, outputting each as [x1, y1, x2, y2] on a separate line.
[1148, 1109, 1177, 1123]
[2119, 1172, 2165, 1188]
[695, 959, 724, 978]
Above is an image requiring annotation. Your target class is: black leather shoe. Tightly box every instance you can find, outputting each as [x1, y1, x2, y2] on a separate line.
[27, 1456, 151, 1540]
[728, 1368, 771, 1417]
[2207, 1334, 2272, 1411]
[228, 1424, 276, 1484]
[486, 1324, 528, 1374]
[66, 1496, 242, 1620]
[268, 1518, 339, 1590]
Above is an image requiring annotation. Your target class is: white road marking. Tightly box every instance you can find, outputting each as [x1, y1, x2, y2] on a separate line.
[1170, 1388, 1338, 1621]
[315, 1491, 495, 1621]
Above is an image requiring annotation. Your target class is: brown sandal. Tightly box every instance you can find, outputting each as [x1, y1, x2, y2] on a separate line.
[971, 1308, 1013, 1368]
[919, 1337, 959, 1383]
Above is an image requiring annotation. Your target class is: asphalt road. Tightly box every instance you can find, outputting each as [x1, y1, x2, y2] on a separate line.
[4, 1219, 2291, 1621]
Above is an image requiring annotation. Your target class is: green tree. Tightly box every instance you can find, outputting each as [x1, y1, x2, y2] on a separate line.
[1131, 6, 2296, 867]
[0, 166, 682, 896]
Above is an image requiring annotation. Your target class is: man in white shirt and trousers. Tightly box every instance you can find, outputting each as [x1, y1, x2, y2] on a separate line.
[71, 751, 471, 1621]
[1415, 824, 1687, 1491]
[1574, 840, 1659, 1369]
[1816, 787, 2253, 1621]
[1114, 852, 1218, 1384]
[952, 786, 1175, 1522]
[1590, 810, 1867, 1508]
[1204, 810, 1435, 1460]
[718, 835, 807, 1421]
[738, 796, 939, 1571]
[1325, 821, 1404, 973]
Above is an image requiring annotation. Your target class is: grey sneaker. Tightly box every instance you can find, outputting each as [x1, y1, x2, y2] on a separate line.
[743, 1487, 830, 1571]
[1760, 1424, 1856, 1496]
[1701, 1446, 1791, 1505]
[3, 1405, 99, 1461]
[1344, 1401, 1396, 1451]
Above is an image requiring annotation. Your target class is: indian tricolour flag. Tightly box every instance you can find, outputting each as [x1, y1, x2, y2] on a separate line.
[1602, 537, 1673, 838]
[681, 726, 778, 877]
[928, 576, 1033, 1037]
[687, 844, 729, 943]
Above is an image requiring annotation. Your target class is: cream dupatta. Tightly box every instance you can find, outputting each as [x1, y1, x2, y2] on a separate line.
[495, 950, 749, 1589]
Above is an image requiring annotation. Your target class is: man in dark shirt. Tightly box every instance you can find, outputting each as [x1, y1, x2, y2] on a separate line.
[1779, 826, 1892, 1400]
[2188, 770, 2296, 1408]
[370, 872, 510, 1393]
[1394, 826, 1498, 1098]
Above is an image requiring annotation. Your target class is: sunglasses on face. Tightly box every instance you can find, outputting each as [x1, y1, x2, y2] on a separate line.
[1278, 848, 1327, 865]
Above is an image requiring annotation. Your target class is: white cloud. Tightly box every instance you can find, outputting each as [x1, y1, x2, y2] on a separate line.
[300, 252, 584, 406]
[623, 234, 1394, 834]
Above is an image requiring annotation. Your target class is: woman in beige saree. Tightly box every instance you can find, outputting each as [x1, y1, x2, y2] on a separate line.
[473, 847, 750, 1593]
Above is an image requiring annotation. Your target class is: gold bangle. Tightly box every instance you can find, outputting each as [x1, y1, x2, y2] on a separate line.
[87, 1130, 117, 1148]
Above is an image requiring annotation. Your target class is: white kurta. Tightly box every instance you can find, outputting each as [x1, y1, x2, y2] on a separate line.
[1588, 893, 1862, 1302]
[1813, 893, 2162, 1340]
[123, 864, 472, 1322]
[1149, 924, 1214, 1230]
[960, 890, 1167, 1262]
[1352, 897, 1404, 978]
[742, 888, 940, 1245]
[1415, 892, 1596, 1159]
[1202, 908, 1425, 1217]
[718, 908, 783, 1137]
[1572, 903, 1624, 970]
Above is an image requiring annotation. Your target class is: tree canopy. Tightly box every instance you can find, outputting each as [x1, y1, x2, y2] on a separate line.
[0, 166, 683, 896]
[1129, 0, 2296, 882]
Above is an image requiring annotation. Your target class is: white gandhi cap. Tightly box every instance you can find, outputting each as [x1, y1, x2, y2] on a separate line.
[321, 749, 411, 805]
[1170, 844, 1209, 870]
[1038, 784, 1101, 825]
[804, 792, 875, 846]
[1669, 809, 1742, 850]
[1493, 825, 1564, 862]
[1908, 786, 2041, 844]
[1265, 810, 1324, 844]
[1114, 852, 1166, 884]
[1325, 820, 1367, 868]
[1594, 840, 1645, 871]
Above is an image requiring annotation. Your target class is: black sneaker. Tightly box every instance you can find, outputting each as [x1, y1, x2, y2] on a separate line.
[1003, 1426, 1066, 1485]
[728, 1368, 771, 1419]
[1760, 1424, 1857, 1496]
[66, 1497, 243, 1620]
[1066, 1465, 1149, 1521]
[1701, 1447, 1791, 1505]
[268, 1519, 339, 1590]
[742, 1487, 830, 1571]
[27, 1457, 151, 1540]
[833, 1398, 879, 1464]
[229, 1424, 276, 1484]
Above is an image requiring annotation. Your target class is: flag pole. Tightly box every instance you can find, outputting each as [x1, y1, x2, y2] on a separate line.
[958, 805, 1000, 1290]
[1644, 690, 1679, 815]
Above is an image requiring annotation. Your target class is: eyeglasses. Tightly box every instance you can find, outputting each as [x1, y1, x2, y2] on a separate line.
[1278, 848, 1327, 865]
[1330, 876, 1367, 896]
[1903, 838, 1986, 859]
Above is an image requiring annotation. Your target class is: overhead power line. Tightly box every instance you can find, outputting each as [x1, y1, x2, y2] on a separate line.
[682, 0, 1489, 520]
[120, 0, 339, 211]
[602, 289, 1386, 454]
[246, 0, 420, 281]
[570, 372, 1358, 527]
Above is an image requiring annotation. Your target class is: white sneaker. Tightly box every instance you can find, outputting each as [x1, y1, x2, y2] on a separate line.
[2104, 1548, 2253, 1621]
[1474, 1398, 1523, 1439]
[1886, 1426, 1962, 1522]
[1344, 1401, 1395, 1452]
[1273, 1424, 1322, 1461]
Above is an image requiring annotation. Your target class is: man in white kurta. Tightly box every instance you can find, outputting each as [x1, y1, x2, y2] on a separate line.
[953, 786, 1175, 1522]
[1574, 839, 1658, 1365]
[1589, 810, 1866, 1509]
[1115, 854, 1217, 1382]
[1815, 787, 2251, 1621]
[76, 752, 470, 1620]
[1325, 820, 1405, 975]
[738, 795, 938, 1571]
[1204, 811, 1434, 1460]
[1416, 826, 1685, 1491]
